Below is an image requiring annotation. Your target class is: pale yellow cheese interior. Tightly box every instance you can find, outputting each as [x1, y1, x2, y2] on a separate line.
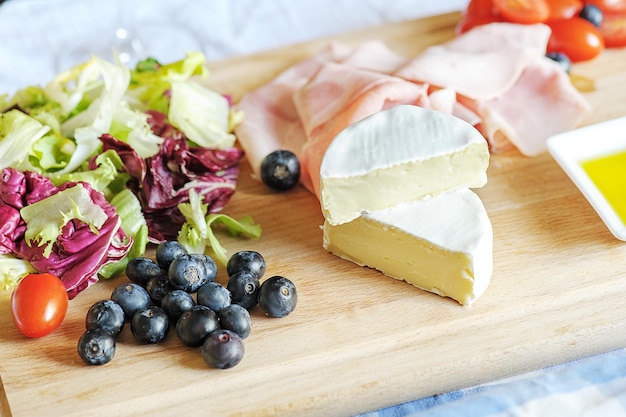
[321, 142, 488, 226]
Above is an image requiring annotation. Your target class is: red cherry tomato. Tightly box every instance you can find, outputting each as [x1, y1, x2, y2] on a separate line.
[547, 0, 584, 19]
[599, 11, 626, 46]
[11, 273, 69, 338]
[547, 17, 605, 61]
[456, 13, 504, 34]
[466, 0, 498, 16]
[584, 0, 626, 13]
[493, 0, 551, 23]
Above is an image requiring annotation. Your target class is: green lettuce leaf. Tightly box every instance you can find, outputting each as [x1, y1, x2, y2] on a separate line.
[168, 80, 236, 149]
[0, 109, 51, 170]
[98, 189, 149, 279]
[53, 56, 131, 175]
[128, 51, 208, 112]
[0, 254, 36, 290]
[21, 184, 108, 258]
[177, 190, 262, 265]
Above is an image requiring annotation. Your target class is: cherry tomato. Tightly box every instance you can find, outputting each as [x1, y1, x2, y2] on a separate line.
[599, 11, 626, 46]
[547, 17, 605, 61]
[456, 13, 504, 34]
[584, 0, 626, 13]
[493, 0, 551, 23]
[547, 0, 584, 19]
[466, 0, 498, 16]
[11, 273, 69, 338]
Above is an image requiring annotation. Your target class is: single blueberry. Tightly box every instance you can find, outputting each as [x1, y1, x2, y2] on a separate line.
[161, 290, 195, 322]
[168, 253, 216, 293]
[77, 329, 116, 366]
[196, 281, 231, 313]
[155, 241, 188, 270]
[226, 250, 266, 278]
[176, 305, 219, 347]
[227, 270, 260, 310]
[260, 150, 300, 191]
[202, 329, 245, 369]
[146, 274, 174, 305]
[130, 306, 170, 344]
[546, 52, 572, 74]
[85, 299, 125, 338]
[257, 276, 297, 318]
[579, 4, 603, 27]
[125, 257, 162, 287]
[218, 304, 252, 339]
[110, 283, 151, 319]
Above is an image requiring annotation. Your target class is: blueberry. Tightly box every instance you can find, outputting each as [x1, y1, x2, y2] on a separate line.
[161, 290, 195, 322]
[226, 250, 266, 279]
[155, 240, 187, 270]
[77, 329, 116, 365]
[546, 52, 572, 74]
[85, 300, 125, 338]
[218, 304, 252, 339]
[196, 282, 231, 313]
[579, 4, 603, 27]
[227, 271, 260, 310]
[202, 329, 244, 369]
[146, 274, 173, 305]
[260, 150, 300, 191]
[125, 257, 162, 287]
[110, 283, 151, 319]
[175, 305, 219, 347]
[257, 276, 297, 318]
[168, 253, 216, 292]
[131, 306, 170, 344]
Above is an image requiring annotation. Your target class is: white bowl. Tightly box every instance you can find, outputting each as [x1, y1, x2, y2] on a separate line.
[547, 117, 626, 241]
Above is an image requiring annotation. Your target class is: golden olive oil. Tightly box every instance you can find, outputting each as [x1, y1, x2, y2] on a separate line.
[581, 150, 626, 225]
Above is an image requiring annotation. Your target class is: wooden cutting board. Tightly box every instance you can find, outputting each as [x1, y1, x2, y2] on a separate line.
[2, 12, 626, 417]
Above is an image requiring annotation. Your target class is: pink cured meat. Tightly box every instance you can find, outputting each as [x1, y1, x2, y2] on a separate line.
[294, 62, 429, 196]
[394, 22, 591, 154]
[234, 41, 411, 181]
[234, 55, 326, 181]
[467, 58, 591, 156]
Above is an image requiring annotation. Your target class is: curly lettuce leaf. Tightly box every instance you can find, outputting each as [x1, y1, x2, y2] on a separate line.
[20, 183, 108, 258]
[168, 81, 236, 149]
[0, 254, 36, 290]
[98, 188, 148, 279]
[128, 51, 208, 112]
[53, 56, 131, 176]
[109, 101, 163, 158]
[0, 109, 51, 170]
[177, 190, 261, 265]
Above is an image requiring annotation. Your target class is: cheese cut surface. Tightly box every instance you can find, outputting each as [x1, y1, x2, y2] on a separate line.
[319, 105, 490, 226]
[323, 189, 493, 306]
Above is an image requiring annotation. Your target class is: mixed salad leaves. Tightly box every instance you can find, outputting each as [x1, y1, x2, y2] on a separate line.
[0, 52, 260, 298]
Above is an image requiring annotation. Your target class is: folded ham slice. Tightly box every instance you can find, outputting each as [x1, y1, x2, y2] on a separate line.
[394, 22, 591, 155]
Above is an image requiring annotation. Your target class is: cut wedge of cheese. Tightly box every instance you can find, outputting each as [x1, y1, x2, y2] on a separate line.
[319, 105, 490, 226]
[323, 189, 493, 306]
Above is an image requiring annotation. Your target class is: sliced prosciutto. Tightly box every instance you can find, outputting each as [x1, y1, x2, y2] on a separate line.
[394, 22, 591, 155]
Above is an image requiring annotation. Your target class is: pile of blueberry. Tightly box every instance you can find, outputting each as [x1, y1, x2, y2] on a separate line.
[77, 241, 297, 369]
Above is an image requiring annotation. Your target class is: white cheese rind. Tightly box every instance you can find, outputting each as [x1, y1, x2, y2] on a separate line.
[322, 189, 493, 306]
[320, 105, 490, 226]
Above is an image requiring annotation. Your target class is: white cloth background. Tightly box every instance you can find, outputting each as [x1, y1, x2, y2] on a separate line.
[0, 0, 468, 94]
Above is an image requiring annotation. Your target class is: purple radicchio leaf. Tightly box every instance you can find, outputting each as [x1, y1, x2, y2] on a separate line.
[102, 114, 244, 242]
[1, 168, 133, 299]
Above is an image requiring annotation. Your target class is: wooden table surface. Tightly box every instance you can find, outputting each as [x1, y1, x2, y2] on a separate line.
[2, 11, 626, 417]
